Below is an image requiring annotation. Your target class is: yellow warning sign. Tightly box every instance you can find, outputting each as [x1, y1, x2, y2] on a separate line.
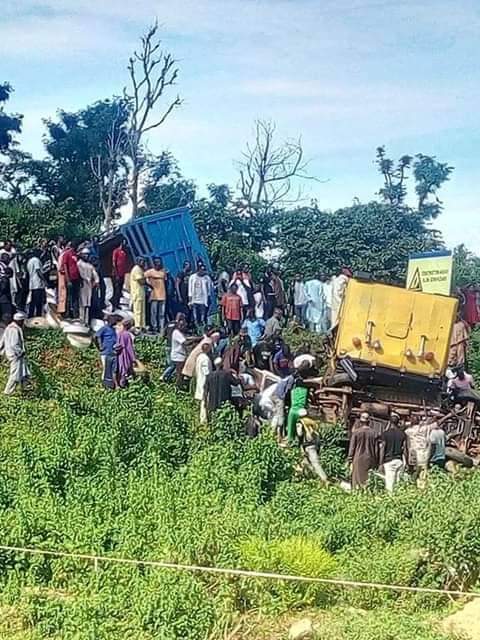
[406, 251, 453, 295]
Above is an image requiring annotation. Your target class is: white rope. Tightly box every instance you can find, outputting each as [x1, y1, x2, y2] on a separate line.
[0, 544, 478, 599]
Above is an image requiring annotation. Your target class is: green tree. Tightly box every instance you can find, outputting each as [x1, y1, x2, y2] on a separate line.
[32, 99, 130, 229]
[0, 199, 94, 247]
[142, 152, 196, 212]
[453, 244, 480, 288]
[376, 146, 453, 219]
[191, 184, 268, 277]
[277, 201, 443, 282]
[0, 83, 22, 152]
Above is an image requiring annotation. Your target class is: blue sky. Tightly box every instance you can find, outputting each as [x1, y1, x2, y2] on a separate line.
[2, 0, 480, 248]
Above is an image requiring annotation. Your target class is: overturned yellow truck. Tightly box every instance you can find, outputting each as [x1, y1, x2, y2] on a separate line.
[318, 279, 478, 455]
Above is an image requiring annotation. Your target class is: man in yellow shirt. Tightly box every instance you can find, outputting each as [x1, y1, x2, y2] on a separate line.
[145, 256, 167, 333]
[130, 257, 146, 330]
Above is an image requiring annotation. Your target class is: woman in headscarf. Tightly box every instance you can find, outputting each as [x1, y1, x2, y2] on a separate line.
[116, 319, 137, 388]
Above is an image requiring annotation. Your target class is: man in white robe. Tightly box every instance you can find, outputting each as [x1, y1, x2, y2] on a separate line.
[305, 276, 329, 334]
[331, 267, 352, 328]
[0, 311, 30, 395]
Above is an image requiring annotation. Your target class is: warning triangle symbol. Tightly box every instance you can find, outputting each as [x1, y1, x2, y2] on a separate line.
[408, 267, 423, 291]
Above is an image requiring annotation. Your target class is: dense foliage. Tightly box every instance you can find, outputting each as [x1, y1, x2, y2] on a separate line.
[0, 331, 476, 638]
[277, 202, 443, 281]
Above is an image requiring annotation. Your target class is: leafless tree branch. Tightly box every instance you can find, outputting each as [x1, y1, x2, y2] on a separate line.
[124, 22, 183, 217]
[236, 119, 319, 212]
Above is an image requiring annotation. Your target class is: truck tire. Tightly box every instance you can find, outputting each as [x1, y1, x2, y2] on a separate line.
[445, 447, 474, 469]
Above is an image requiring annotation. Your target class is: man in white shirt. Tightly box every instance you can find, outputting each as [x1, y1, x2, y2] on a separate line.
[26, 249, 46, 318]
[188, 264, 212, 329]
[195, 342, 213, 423]
[0, 311, 30, 395]
[171, 317, 187, 387]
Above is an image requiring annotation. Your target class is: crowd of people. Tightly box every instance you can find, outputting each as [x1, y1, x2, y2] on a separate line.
[0, 235, 478, 491]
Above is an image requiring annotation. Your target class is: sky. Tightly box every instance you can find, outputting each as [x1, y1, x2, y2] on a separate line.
[2, 0, 480, 249]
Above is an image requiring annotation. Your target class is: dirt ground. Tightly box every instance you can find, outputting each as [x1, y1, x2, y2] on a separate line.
[443, 598, 480, 640]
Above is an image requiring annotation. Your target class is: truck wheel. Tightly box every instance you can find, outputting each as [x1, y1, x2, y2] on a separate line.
[445, 447, 474, 468]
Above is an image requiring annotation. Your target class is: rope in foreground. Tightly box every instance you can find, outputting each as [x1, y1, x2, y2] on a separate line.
[0, 544, 479, 599]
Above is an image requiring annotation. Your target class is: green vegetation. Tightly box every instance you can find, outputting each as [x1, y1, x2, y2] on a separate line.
[0, 331, 475, 638]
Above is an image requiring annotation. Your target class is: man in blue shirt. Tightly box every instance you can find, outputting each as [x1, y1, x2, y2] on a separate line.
[95, 313, 119, 389]
[242, 308, 265, 348]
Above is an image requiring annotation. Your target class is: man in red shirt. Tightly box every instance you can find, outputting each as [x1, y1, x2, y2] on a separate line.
[61, 240, 81, 319]
[221, 284, 243, 335]
[111, 240, 129, 310]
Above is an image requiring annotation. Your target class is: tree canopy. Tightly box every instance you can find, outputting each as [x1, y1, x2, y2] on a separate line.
[276, 202, 443, 282]
[0, 83, 22, 152]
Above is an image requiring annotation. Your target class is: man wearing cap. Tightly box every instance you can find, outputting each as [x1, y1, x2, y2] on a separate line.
[0, 311, 30, 395]
[379, 412, 407, 492]
[347, 412, 378, 489]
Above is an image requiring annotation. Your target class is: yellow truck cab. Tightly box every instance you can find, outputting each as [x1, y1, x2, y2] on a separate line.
[333, 279, 458, 405]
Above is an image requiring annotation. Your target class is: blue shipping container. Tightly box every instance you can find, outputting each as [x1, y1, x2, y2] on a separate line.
[121, 207, 212, 275]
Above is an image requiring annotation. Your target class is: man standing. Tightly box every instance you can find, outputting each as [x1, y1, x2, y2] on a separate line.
[61, 241, 81, 319]
[448, 314, 470, 368]
[145, 256, 167, 334]
[0, 311, 30, 395]
[348, 412, 378, 489]
[188, 264, 211, 329]
[290, 274, 308, 326]
[176, 260, 192, 318]
[264, 307, 283, 340]
[1, 241, 20, 308]
[270, 266, 286, 309]
[379, 412, 406, 492]
[95, 313, 119, 389]
[171, 316, 188, 387]
[305, 275, 329, 334]
[405, 418, 432, 487]
[0, 253, 13, 325]
[26, 249, 46, 318]
[111, 240, 129, 311]
[195, 342, 212, 424]
[331, 267, 352, 328]
[78, 250, 100, 325]
[130, 257, 147, 330]
[242, 308, 265, 348]
[221, 284, 243, 335]
[429, 420, 447, 470]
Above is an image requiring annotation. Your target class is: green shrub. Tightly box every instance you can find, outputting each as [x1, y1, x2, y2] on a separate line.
[237, 535, 337, 611]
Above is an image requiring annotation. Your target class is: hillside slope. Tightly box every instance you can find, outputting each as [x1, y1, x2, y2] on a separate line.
[0, 331, 476, 639]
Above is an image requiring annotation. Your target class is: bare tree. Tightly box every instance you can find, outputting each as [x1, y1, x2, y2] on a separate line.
[125, 22, 182, 217]
[237, 119, 316, 212]
[90, 103, 128, 231]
